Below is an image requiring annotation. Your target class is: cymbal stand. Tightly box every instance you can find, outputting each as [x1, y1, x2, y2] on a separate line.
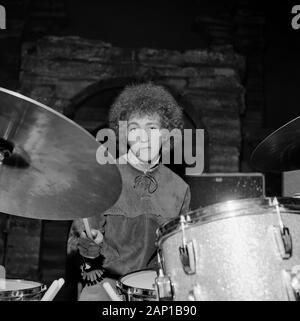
[1, 214, 10, 267]
[0, 148, 12, 267]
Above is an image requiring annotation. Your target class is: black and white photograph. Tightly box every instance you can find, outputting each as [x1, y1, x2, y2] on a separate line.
[0, 0, 300, 310]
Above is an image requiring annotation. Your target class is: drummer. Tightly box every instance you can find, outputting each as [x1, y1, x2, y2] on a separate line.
[67, 82, 191, 300]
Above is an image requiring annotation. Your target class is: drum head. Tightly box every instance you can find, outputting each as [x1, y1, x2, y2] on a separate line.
[0, 279, 46, 300]
[116, 270, 157, 300]
[121, 270, 157, 290]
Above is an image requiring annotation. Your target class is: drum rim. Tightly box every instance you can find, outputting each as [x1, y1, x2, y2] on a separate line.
[156, 197, 300, 246]
[116, 269, 157, 299]
[0, 279, 46, 299]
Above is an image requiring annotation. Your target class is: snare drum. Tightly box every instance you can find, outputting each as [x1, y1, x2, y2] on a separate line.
[156, 197, 300, 301]
[116, 270, 158, 301]
[0, 279, 46, 301]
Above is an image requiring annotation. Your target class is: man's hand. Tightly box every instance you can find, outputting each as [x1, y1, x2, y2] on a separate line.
[78, 229, 103, 259]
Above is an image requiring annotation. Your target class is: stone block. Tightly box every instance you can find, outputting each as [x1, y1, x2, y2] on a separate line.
[183, 49, 245, 75]
[137, 48, 184, 66]
[183, 93, 241, 114]
[188, 73, 243, 91]
[55, 80, 94, 99]
[35, 36, 134, 63]
[5, 217, 41, 280]
[155, 77, 187, 91]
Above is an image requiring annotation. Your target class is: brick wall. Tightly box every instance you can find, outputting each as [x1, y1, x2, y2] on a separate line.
[20, 35, 246, 172]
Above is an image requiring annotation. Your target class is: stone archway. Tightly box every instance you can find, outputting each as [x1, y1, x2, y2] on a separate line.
[64, 77, 209, 176]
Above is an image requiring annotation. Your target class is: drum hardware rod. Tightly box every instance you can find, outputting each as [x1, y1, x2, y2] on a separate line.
[157, 250, 161, 267]
[272, 197, 293, 259]
[178, 215, 196, 275]
[157, 249, 164, 271]
[179, 241, 196, 275]
[155, 269, 173, 301]
[180, 215, 187, 247]
[0, 149, 10, 267]
[1, 214, 10, 267]
[273, 197, 284, 232]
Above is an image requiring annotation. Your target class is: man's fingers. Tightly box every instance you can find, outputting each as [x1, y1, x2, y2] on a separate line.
[80, 230, 102, 244]
[90, 229, 98, 237]
[78, 239, 101, 251]
[78, 246, 100, 258]
[78, 230, 102, 258]
[78, 241, 91, 251]
[94, 233, 103, 245]
[88, 248, 101, 257]
[78, 237, 95, 248]
[90, 229, 103, 245]
[78, 248, 87, 257]
[80, 231, 87, 239]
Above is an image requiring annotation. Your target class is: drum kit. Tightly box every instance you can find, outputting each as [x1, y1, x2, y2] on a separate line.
[0, 87, 300, 301]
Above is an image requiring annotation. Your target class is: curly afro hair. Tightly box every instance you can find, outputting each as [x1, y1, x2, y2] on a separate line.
[108, 82, 184, 135]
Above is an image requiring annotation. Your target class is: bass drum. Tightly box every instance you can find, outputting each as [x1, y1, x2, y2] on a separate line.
[156, 197, 300, 301]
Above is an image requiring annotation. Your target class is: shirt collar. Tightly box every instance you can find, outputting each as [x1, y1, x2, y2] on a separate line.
[126, 149, 160, 174]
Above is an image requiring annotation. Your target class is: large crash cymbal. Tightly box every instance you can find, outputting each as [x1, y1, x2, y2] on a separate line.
[0, 87, 121, 220]
[251, 116, 300, 172]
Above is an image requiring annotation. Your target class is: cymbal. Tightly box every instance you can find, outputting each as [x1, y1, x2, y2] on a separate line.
[251, 116, 300, 172]
[0, 87, 122, 220]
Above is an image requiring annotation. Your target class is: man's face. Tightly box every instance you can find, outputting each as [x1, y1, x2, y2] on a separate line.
[127, 113, 162, 163]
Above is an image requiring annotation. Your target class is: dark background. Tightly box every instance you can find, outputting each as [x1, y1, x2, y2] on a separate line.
[2, 0, 300, 130]
[38, 0, 300, 128]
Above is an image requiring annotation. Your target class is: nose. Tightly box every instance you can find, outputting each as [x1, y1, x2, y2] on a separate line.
[140, 129, 149, 143]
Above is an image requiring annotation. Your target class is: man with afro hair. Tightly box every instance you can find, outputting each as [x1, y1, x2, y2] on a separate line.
[68, 82, 191, 300]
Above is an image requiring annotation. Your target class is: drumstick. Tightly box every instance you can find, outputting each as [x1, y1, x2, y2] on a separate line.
[103, 282, 122, 301]
[47, 278, 64, 301]
[41, 278, 65, 301]
[41, 280, 58, 301]
[83, 218, 93, 239]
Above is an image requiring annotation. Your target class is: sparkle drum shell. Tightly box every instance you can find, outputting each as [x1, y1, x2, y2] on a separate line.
[156, 197, 300, 301]
[116, 270, 158, 301]
[0, 279, 46, 301]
